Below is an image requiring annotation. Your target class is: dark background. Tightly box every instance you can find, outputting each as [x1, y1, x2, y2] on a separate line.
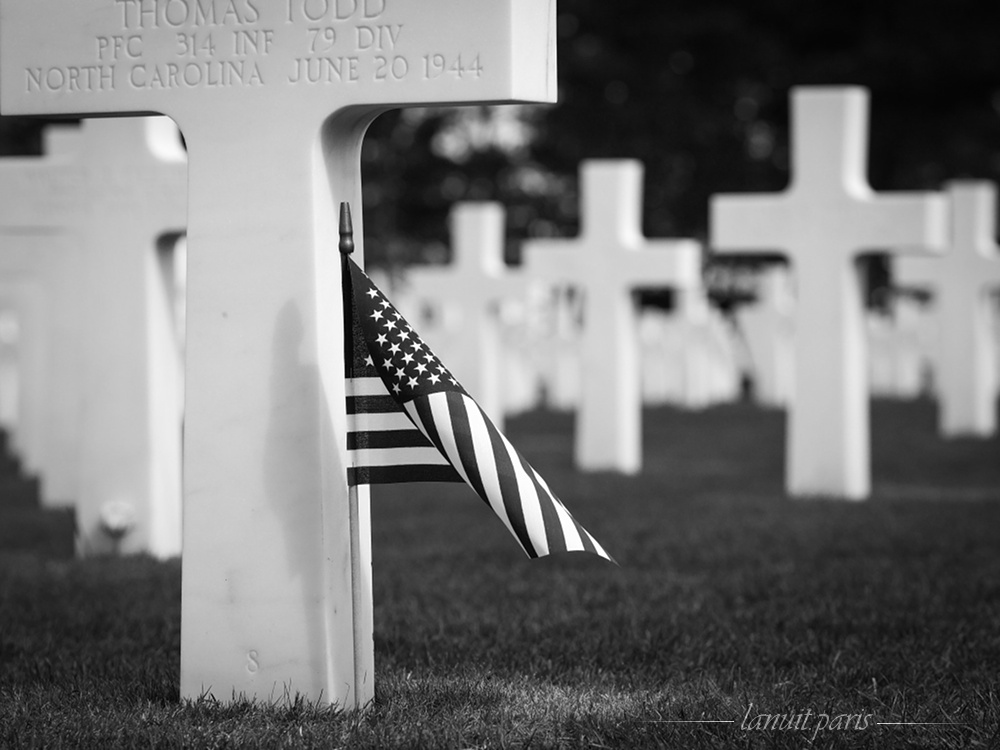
[3, 0, 998, 291]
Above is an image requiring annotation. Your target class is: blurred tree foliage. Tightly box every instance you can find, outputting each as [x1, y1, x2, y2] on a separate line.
[2, 0, 998, 278]
[361, 0, 1000, 278]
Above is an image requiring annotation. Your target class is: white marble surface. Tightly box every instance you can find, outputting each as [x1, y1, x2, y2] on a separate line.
[525, 159, 701, 474]
[71, 118, 187, 560]
[0, 285, 46, 474]
[711, 87, 946, 499]
[0, 130, 89, 508]
[404, 202, 524, 428]
[895, 181, 1000, 436]
[867, 297, 929, 399]
[641, 294, 741, 409]
[1, 0, 557, 707]
[736, 266, 795, 407]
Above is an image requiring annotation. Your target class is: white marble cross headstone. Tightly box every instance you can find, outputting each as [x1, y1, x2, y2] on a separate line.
[404, 202, 523, 427]
[73, 118, 187, 558]
[640, 289, 739, 410]
[498, 296, 546, 416]
[995, 298, 1000, 403]
[0, 303, 18, 433]
[1, 0, 556, 707]
[0, 127, 84, 506]
[0, 127, 89, 507]
[669, 288, 740, 408]
[736, 265, 795, 407]
[0, 246, 77, 503]
[895, 180, 1000, 436]
[0, 285, 44, 473]
[866, 296, 926, 399]
[711, 87, 946, 499]
[0, 118, 187, 557]
[540, 286, 583, 411]
[524, 159, 701, 474]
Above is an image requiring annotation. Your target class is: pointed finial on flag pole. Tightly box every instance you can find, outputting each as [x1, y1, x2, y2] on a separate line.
[339, 202, 355, 255]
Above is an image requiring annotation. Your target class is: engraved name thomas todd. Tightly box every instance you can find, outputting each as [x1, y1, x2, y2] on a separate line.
[21, 0, 431, 94]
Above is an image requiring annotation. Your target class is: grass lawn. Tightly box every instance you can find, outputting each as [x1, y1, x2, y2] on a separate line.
[1, 399, 998, 748]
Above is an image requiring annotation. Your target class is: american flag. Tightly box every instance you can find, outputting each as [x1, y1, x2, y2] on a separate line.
[341, 206, 613, 562]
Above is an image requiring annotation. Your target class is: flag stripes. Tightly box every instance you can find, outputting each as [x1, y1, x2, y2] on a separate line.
[405, 391, 610, 560]
[348, 464, 461, 485]
[346, 368, 462, 486]
[340, 232, 613, 563]
[347, 429, 435, 451]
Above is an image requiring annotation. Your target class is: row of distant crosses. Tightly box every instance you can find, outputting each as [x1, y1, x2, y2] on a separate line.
[1, 0, 994, 710]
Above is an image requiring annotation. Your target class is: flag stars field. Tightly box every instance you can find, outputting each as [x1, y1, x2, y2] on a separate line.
[356, 280, 459, 399]
[343, 229, 612, 562]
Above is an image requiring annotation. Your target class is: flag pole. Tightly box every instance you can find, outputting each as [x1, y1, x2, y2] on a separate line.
[339, 202, 355, 255]
[340, 202, 357, 387]
[338, 200, 374, 708]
